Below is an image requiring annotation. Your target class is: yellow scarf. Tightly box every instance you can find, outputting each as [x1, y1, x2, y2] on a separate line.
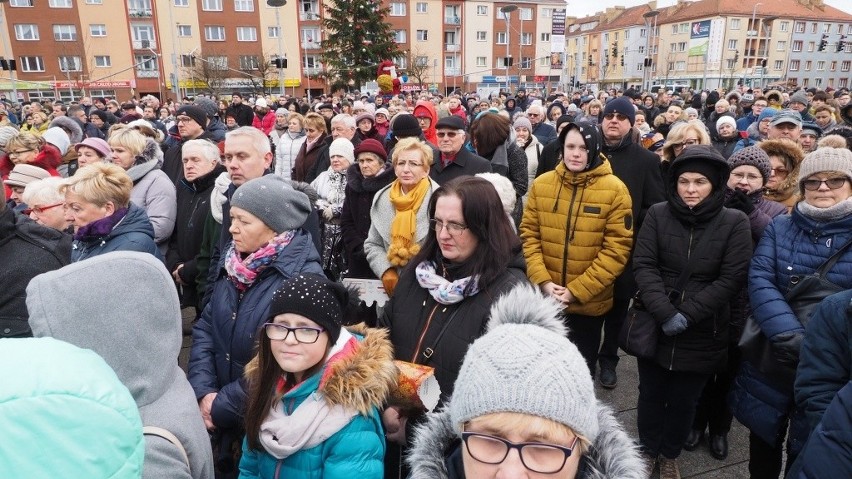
[387, 178, 430, 267]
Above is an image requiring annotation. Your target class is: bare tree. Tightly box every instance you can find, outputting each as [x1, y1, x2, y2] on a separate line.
[238, 50, 280, 95]
[183, 48, 229, 95]
[402, 48, 431, 87]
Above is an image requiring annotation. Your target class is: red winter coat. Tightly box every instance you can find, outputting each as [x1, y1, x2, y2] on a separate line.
[252, 110, 276, 135]
[1, 145, 62, 200]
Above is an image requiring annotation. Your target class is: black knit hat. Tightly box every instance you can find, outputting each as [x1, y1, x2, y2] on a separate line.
[391, 114, 422, 138]
[175, 106, 208, 129]
[267, 274, 349, 343]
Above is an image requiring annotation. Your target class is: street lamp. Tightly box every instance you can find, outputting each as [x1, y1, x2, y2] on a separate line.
[268, 0, 287, 96]
[642, 9, 659, 92]
[500, 5, 517, 93]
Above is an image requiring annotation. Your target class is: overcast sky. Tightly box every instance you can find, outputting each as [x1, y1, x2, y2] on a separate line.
[568, 0, 850, 18]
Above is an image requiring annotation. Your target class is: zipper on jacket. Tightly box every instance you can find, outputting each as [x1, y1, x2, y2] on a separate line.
[412, 301, 443, 363]
[560, 186, 580, 287]
[681, 227, 694, 304]
[669, 336, 677, 370]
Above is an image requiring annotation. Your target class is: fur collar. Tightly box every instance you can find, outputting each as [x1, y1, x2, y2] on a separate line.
[125, 138, 164, 182]
[407, 405, 646, 479]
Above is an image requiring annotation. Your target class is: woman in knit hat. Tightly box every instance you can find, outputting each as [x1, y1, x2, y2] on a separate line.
[188, 175, 324, 475]
[239, 273, 396, 479]
[758, 138, 806, 212]
[311, 137, 354, 280]
[633, 144, 752, 478]
[374, 108, 390, 140]
[267, 108, 290, 145]
[731, 146, 852, 479]
[711, 115, 740, 159]
[513, 115, 541, 202]
[406, 284, 645, 479]
[354, 112, 384, 146]
[74, 137, 112, 171]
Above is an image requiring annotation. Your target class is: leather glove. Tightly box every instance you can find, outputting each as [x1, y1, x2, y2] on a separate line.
[771, 332, 804, 367]
[322, 206, 334, 221]
[382, 269, 399, 297]
[662, 312, 689, 336]
[725, 189, 755, 215]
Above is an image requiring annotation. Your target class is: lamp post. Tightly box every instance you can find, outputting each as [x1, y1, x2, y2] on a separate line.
[268, 0, 287, 96]
[642, 9, 659, 92]
[500, 5, 517, 94]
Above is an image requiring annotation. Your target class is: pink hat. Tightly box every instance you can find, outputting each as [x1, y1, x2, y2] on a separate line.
[74, 137, 112, 159]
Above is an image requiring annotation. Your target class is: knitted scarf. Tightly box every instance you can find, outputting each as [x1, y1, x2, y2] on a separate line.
[797, 197, 852, 222]
[415, 260, 480, 305]
[387, 178, 430, 268]
[74, 207, 128, 242]
[225, 230, 295, 291]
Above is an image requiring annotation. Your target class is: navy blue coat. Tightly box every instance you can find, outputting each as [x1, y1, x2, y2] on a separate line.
[188, 229, 324, 430]
[788, 380, 852, 479]
[71, 203, 162, 263]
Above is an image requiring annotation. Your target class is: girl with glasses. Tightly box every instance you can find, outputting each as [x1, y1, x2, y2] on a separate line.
[239, 274, 395, 479]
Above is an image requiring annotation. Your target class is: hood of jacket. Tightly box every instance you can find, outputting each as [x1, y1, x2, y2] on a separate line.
[126, 137, 165, 183]
[414, 100, 438, 143]
[345, 161, 396, 194]
[841, 103, 852, 123]
[49, 115, 84, 144]
[559, 121, 605, 172]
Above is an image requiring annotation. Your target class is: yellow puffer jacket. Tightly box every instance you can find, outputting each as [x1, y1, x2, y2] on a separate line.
[520, 158, 633, 316]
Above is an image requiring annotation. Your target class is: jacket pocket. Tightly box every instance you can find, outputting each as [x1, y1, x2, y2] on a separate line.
[0, 316, 32, 338]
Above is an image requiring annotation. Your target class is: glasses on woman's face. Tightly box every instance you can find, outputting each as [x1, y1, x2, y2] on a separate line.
[802, 177, 849, 191]
[430, 218, 467, 236]
[23, 202, 64, 216]
[8, 149, 34, 157]
[770, 167, 789, 177]
[461, 431, 579, 474]
[263, 323, 325, 343]
[673, 138, 700, 151]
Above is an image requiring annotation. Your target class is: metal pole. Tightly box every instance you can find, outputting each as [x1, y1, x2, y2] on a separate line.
[519, 14, 523, 91]
[275, 7, 284, 96]
[0, 6, 18, 103]
[500, 5, 517, 94]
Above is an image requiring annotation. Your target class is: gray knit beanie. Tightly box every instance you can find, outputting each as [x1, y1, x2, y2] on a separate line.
[513, 116, 533, 132]
[728, 146, 772, 184]
[798, 147, 852, 191]
[230, 175, 311, 233]
[448, 284, 600, 441]
[0, 125, 18, 147]
[789, 91, 809, 107]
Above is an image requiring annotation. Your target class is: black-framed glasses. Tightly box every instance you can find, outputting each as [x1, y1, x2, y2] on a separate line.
[603, 112, 629, 122]
[802, 177, 849, 191]
[436, 131, 459, 138]
[430, 218, 467, 236]
[461, 431, 579, 474]
[672, 138, 700, 150]
[263, 323, 325, 343]
[8, 149, 34, 156]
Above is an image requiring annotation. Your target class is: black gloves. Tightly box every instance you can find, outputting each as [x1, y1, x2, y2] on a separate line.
[725, 189, 756, 215]
[771, 332, 804, 368]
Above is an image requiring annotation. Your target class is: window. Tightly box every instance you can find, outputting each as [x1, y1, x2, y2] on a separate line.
[49, 0, 72, 7]
[792, 41, 803, 52]
[541, 8, 552, 18]
[128, 0, 152, 15]
[727, 39, 737, 50]
[174, 0, 189, 5]
[840, 78, 848, 88]
[205, 26, 225, 41]
[816, 61, 825, 71]
[794, 22, 805, 33]
[823, 23, 831, 33]
[541, 32, 550, 42]
[14, 24, 39, 41]
[180, 54, 195, 67]
[638, 45, 645, 54]
[207, 56, 228, 70]
[542, 55, 550, 66]
[520, 7, 532, 20]
[239, 55, 259, 70]
[235, 0, 253, 11]
[841, 61, 851, 72]
[776, 41, 786, 51]
[202, 0, 223, 11]
[301, 27, 320, 47]
[415, 56, 428, 67]
[415, 2, 426, 13]
[395, 56, 407, 69]
[830, 61, 837, 71]
[394, 30, 406, 43]
[9, 0, 34, 6]
[520, 56, 532, 69]
[774, 60, 783, 70]
[94, 55, 111, 67]
[521, 33, 532, 45]
[132, 24, 154, 42]
[671, 24, 678, 35]
[810, 22, 817, 33]
[476, 31, 486, 41]
[177, 25, 191, 37]
[678, 41, 687, 52]
[135, 54, 157, 71]
[303, 54, 320, 71]
[637, 62, 643, 71]
[87, 0, 103, 3]
[236, 26, 257, 41]
[416, 30, 428, 41]
[445, 55, 457, 69]
[730, 18, 740, 30]
[804, 60, 812, 71]
[790, 60, 800, 71]
[268, 26, 279, 38]
[496, 31, 507, 44]
[679, 23, 688, 33]
[90, 24, 107, 37]
[476, 56, 486, 67]
[19, 56, 43, 71]
[53, 25, 77, 41]
[780, 21, 789, 32]
[389, 2, 405, 16]
[477, 5, 487, 15]
[58, 56, 82, 72]
[807, 41, 815, 52]
[726, 58, 737, 69]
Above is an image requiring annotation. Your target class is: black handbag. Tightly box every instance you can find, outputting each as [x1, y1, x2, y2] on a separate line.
[739, 237, 852, 386]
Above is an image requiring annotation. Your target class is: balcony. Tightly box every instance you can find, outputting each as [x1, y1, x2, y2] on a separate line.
[303, 41, 321, 50]
[136, 69, 159, 78]
[128, 9, 153, 18]
[300, 11, 321, 21]
[444, 16, 461, 25]
[445, 67, 461, 75]
[445, 43, 460, 52]
[132, 39, 157, 50]
[304, 67, 322, 76]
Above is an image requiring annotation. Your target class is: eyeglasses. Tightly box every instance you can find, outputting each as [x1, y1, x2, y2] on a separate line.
[802, 177, 849, 191]
[436, 131, 459, 138]
[23, 202, 64, 216]
[8, 149, 34, 156]
[770, 167, 789, 176]
[461, 431, 578, 474]
[731, 172, 763, 182]
[263, 323, 325, 343]
[603, 112, 629, 122]
[527, 113, 540, 117]
[672, 139, 700, 150]
[176, 116, 196, 124]
[430, 218, 467, 236]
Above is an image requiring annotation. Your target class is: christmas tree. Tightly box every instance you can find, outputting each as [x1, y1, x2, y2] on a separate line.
[321, 0, 401, 89]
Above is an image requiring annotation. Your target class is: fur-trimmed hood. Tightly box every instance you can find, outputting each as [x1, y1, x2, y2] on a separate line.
[125, 137, 164, 182]
[407, 405, 645, 479]
[49, 115, 84, 144]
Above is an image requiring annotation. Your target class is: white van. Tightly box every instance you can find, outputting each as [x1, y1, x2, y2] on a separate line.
[650, 83, 690, 94]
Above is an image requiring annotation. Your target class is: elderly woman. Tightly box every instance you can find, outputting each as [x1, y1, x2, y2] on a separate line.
[74, 137, 112, 171]
[267, 108, 290, 145]
[633, 145, 751, 478]
[661, 120, 711, 163]
[108, 128, 176, 255]
[520, 121, 633, 374]
[291, 112, 327, 182]
[712, 116, 740, 159]
[364, 137, 440, 296]
[189, 175, 323, 474]
[354, 112, 384, 145]
[61, 163, 160, 262]
[1, 132, 62, 200]
[759, 138, 806, 212]
[273, 112, 305, 179]
[731, 147, 852, 479]
[21, 177, 71, 232]
[469, 113, 528, 224]
[310, 138, 353, 280]
[381, 176, 528, 476]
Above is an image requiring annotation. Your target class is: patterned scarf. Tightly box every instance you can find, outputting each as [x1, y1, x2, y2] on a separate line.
[415, 260, 480, 305]
[387, 178, 430, 268]
[225, 230, 296, 291]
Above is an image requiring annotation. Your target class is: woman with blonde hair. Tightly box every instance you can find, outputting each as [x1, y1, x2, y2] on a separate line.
[661, 120, 711, 163]
[21, 111, 49, 136]
[1, 132, 62, 199]
[291, 112, 327, 182]
[364, 137, 440, 296]
[61, 162, 160, 261]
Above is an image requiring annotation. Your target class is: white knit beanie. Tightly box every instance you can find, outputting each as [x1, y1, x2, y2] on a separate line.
[716, 115, 737, 133]
[448, 284, 600, 441]
[328, 138, 354, 163]
[798, 147, 852, 190]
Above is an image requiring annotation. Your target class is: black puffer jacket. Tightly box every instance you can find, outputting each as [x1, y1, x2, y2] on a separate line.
[340, 162, 395, 278]
[633, 146, 752, 373]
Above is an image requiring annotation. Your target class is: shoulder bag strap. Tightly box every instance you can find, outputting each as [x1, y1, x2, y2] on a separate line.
[419, 307, 463, 366]
[814, 236, 852, 277]
[143, 426, 190, 468]
[670, 210, 726, 294]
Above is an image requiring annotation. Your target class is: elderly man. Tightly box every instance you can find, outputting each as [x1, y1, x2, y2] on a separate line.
[167, 139, 226, 310]
[429, 115, 491, 184]
[305, 113, 359, 183]
[767, 109, 803, 142]
[527, 104, 557, 145]
[162, 105, 216, 184]
[788, 91, 815, 122]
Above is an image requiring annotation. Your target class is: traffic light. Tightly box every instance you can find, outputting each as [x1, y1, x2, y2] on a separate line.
[612, 41, 618, 58]
[588, 55, 593, 66]
[818, 34, 828, 52]
[839, 35, 847, 53]
[270, 57, 288, 68]
[761, 59, 768, 67]
[620, 55, 624, 67]
[0, 59, 16, 71]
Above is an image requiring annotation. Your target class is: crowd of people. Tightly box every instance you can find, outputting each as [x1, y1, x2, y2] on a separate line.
[2, 83, 852, 479]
